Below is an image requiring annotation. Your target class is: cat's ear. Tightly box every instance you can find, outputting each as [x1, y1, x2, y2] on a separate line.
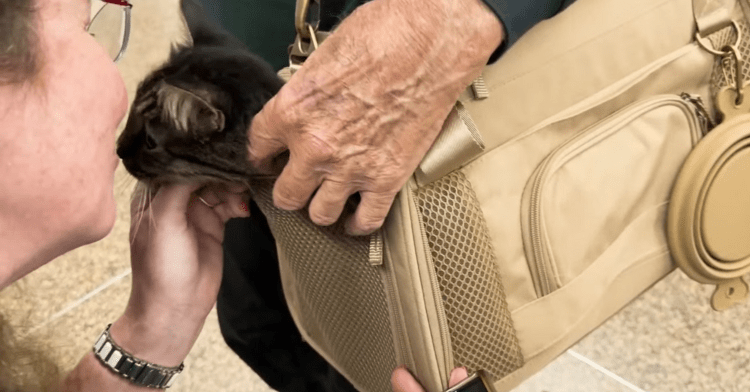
[156, 81, 225, 141]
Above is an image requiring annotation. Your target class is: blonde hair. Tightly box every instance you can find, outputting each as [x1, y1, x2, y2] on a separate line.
[0, 313, 62, 392]
[0, 0, 42, 85]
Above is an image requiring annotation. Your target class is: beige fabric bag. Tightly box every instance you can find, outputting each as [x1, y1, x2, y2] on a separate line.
[251, 0, 750, 390]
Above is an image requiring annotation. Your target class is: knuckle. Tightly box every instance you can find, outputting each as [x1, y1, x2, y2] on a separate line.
[358, 220, 384, 234]
[274, 190, 307, 210]
[301, 133, 338, 163]
[310, 210, 338, 226]
[273, 183, 308, 210]
[355, 210, 388, 234]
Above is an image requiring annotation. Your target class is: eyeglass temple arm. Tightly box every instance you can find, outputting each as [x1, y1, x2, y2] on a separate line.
[101, 0, 132, 7]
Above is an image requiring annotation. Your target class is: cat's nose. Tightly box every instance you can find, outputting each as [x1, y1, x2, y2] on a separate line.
[116, 142, 132, 160]
[116, 136, 141, 160]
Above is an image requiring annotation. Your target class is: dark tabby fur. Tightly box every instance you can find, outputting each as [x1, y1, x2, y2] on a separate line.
[116, 0, 284, 184]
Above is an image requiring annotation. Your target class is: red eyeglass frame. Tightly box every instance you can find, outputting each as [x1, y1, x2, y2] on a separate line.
[100, 0, 132, 7]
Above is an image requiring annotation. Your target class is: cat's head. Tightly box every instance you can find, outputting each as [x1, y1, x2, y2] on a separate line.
[116, 0, 284, 185]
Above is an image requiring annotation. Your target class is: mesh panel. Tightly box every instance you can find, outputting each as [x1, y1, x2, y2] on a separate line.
[708, 19, 750, 97]
[252, 183, 396, 392]
[414, 171, 524, 379]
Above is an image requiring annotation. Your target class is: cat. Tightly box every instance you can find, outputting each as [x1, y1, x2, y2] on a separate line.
[116, 2, 360, 392]
[116, 0, 285, 186]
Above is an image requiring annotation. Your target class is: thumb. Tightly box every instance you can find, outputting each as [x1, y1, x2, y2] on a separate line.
[248, 102, 288, 170]
[391, 367, 426, 392]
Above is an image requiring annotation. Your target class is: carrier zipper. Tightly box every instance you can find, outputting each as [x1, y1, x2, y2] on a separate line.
[526, 95, 706, 297]
[382, 262, 409, 369]
[413, 190, 454, 380]
[680, 93, 715, 134]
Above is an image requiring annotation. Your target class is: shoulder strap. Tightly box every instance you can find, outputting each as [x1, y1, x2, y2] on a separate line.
[694, 0, 735, 37]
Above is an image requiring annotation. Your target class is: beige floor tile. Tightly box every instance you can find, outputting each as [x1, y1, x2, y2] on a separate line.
[21, 278, 272, 391]
[511, 351, 635, 392]
[571, 271, 750, 392]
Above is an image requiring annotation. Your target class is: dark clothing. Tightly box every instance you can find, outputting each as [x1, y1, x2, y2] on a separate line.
[201, 0, 577, 70]
[210, 1, 577, 391]
[483, 0, 578, 62]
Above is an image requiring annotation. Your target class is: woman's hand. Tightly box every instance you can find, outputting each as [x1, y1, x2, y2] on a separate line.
[110, 182, 250, 367]
[392, 367, 470, 392]
[248, 0, 502, 236]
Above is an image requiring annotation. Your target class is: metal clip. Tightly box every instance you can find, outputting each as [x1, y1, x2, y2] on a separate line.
[289, 0, 330, 68]
[721, 44, 745, 105]
[295, 0, 320, 39]
[696, 20, 741, 57]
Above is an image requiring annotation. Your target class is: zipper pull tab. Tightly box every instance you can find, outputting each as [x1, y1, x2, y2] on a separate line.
[368, 231, 384, 266]
[680, 92, 716, 134]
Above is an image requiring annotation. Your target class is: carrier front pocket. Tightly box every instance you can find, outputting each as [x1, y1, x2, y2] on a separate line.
[521, 95, 705, 297]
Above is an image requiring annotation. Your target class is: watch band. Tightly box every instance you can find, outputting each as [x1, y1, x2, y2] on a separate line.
[93, 324, 184, 389]
[445, 372, 491, 392]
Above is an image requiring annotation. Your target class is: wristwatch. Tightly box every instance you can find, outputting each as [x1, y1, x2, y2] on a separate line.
[93, 324, 184, 388]
[445, 372, 491, 392]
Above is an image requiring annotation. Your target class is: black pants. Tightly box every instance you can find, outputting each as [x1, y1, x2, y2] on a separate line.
[216, 202, 357, 392]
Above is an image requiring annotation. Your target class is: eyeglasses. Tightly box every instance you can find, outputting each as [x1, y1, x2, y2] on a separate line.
[86, 0, 132, 63]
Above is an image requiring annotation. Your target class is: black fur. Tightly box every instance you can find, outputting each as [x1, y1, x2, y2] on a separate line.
[116, 0, 284, 184]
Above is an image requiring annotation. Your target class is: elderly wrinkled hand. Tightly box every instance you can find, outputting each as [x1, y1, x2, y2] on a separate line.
[248, 0, 503, 235]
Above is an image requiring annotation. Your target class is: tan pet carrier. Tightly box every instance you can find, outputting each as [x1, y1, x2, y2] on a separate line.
[252, 0, 750, 390]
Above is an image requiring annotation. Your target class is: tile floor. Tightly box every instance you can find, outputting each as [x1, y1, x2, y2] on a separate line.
[1, 1, 749, 391]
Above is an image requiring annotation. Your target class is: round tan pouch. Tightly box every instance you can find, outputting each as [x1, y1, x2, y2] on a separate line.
[668, 111, 750, 309]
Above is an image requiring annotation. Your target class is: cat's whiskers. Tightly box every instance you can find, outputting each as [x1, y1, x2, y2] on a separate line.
[115, 169, 138, 200]
[129, 181, 152, 246]
[147, 185, 157, 232]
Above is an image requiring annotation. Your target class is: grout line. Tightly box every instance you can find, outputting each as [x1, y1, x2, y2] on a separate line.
[23, 269, 132, 336]
[567, 350, 649, 392]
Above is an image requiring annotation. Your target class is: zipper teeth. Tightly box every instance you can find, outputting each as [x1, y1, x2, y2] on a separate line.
[529, 160, 554, 296]
[383, 264, 408, 368]
[413, 190, 453, 380]
[527, 95, 703, 297]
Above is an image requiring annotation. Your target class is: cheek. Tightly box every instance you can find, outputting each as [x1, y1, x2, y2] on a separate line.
[50, 40, 128, 240]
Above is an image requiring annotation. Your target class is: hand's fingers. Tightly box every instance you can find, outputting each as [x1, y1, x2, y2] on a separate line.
[211, 193, 251, 222]
[186, 193, 226, 244]
[448, 367, 469, 387]
[248, 103, 288, 169]
[345, 191, 396, 236]
[196, 182, 248, 204]
[150, 183, 203, 221]
[272, 157, 323, 211]
[391, 367, 425, 392]
[196, 190, 222, 209]
[308, 180, 353, 226]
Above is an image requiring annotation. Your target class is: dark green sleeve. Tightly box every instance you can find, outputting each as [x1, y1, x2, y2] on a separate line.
[201, 0, 577, 69]
[481, 0, 577, 62]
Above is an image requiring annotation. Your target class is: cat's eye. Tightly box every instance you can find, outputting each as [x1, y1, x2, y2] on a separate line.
[87, 0, 132, 63]
[145, 134, 158, 150]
